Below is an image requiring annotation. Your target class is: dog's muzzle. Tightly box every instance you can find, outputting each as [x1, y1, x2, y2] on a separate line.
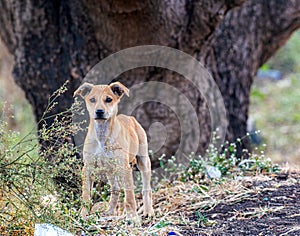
[95, 109, 106, 120]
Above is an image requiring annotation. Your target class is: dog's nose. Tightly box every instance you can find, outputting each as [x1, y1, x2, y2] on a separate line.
[95, 109, 105, 115]
[95, 109, 105, 119]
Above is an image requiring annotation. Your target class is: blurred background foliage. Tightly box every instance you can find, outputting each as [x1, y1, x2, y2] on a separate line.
[0, 30, 300, 166]
[250, 29, 300, 166]
[266, 30, 300, 74]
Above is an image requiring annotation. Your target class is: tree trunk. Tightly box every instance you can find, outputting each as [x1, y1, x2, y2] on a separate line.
[0, 0, 300, 164]
[203, 0, 300, 155]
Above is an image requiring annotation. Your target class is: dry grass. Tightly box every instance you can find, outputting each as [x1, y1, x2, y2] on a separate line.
[74, 171, 299, 235]
[76, 178, 256, 235]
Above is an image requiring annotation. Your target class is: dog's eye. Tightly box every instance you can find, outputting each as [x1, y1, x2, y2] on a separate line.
[90, 97, 96, 103]
[105, 97, 112, 103]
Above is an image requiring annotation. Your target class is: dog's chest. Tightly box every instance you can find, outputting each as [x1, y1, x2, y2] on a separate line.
[94, 122, 118, 159]
[94, 122, 109, 142]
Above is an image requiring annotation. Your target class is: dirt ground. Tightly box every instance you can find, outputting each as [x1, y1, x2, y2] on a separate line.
[89, 171, 300, 235]
[173, 172, 300, 236]
[5, 171, 297, 235]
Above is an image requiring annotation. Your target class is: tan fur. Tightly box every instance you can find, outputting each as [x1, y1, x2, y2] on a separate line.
[74, 82, 154, 219]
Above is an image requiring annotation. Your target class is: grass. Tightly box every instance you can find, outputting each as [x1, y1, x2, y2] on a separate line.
[250, 74, 300, 165]
[250, 29, 300, 166]
[80, 179, 254, 235]
[233, 206, 285, 219]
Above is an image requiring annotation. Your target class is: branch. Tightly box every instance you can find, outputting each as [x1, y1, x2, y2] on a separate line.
[182, 0, 247, 52]
[208, 0, 300, 79]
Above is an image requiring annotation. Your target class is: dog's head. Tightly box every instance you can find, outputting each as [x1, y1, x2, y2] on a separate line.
[74, 82, 129, 121]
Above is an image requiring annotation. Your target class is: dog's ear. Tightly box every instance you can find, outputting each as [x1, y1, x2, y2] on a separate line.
[73, 82, 94, 98]
[109, 82, 129, 98]
[108, 79, 118, 85]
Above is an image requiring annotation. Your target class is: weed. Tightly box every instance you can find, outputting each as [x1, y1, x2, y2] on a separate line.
[195, 211, 208, 227]
[0, 81, 86, 234]
[178, 132, 280, 182]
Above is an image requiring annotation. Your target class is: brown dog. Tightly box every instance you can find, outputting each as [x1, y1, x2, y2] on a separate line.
[74, 82, 154, 219]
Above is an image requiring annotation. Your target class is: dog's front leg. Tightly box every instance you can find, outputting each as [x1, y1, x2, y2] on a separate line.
[106, 175, 120, 215]
[81, 164, 92, 219]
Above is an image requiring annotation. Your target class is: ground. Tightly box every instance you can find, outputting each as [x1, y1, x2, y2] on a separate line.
[184, 172, 300, 236]
[1, 171, 299, 236]
[94, 171, 300, 235]
[149, 172, 300, 236]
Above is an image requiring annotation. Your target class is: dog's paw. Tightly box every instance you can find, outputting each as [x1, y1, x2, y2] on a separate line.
[143, 207, 155, 217]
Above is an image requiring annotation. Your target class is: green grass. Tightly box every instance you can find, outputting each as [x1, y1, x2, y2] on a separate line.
[267, 30, 300, 73]
[250, 74, 300, 165]
[251, 29, 300, 166]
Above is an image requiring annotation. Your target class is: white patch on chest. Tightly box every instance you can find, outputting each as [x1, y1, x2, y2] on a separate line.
[94, 121, 114, 158]
[94, 121, 109, 142]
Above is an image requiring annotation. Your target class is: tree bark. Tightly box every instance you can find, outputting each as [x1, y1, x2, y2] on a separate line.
[0, 0, 300, 163]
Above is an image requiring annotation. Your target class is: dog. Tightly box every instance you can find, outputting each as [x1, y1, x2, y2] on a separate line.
[74, 81, 154, 219]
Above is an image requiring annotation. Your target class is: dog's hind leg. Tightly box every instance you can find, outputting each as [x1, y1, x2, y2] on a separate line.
[136, 154, 154, 216]
[122, 164, 138, 218]
[133, 118, 154, 216]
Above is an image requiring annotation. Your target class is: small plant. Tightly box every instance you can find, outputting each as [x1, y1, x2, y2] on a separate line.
[238, 148, 280, 174]
[195, 211, 208, 226]
[195, 211, 216, 227]
[180, 131, 280, 182]
[154, 220, 171, 229]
